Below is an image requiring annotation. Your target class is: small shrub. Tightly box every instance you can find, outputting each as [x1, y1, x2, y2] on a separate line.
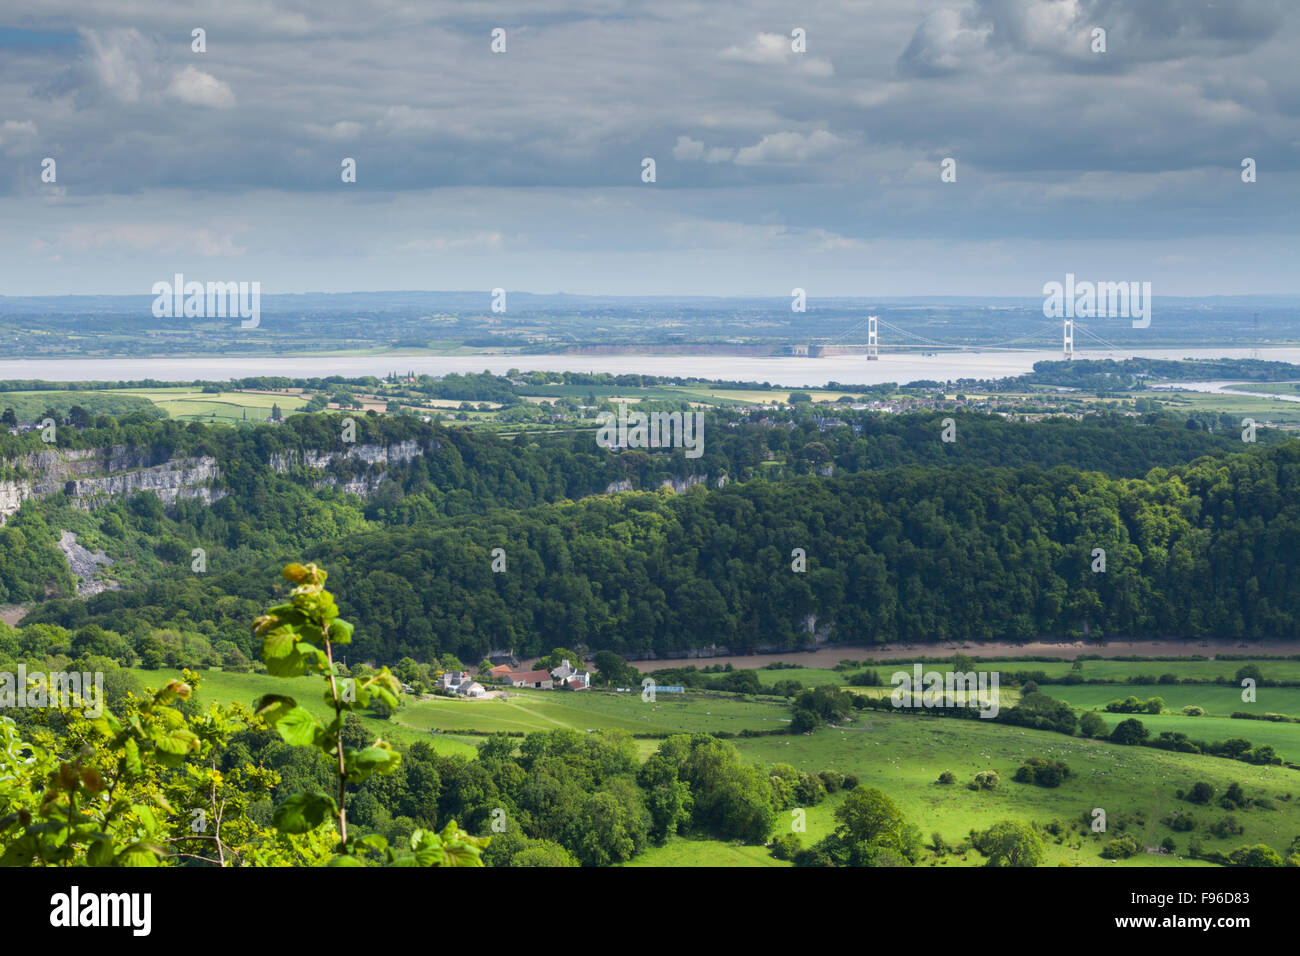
[1186, 781, 1214, 805]
[1209, 816, 1244, 838]
[771, 833, 802, 861]
[1101, 833, 1141, 859]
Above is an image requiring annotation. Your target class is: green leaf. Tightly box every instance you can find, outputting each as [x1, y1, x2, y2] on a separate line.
[274, 707, 322, 747]
[260, 626, 297, 661]
[440, 839, 486, 867]
[122, 737, 142, 775]
[86, 834, 115, 867]
[370, 686, 398, 709]
[409, 829, 445, 867]
[117, 842, 163, 867]
[329, 682, 369, 710]
[344, 744, 401, 782]
[272, 791, 338, 834]
[327, 619, 354, 645]
[90, 711, 122, 736]
[326, 854, 365, 867]
[263, 650, 308, 678]
[266, 604, 307, 627]
[153, 728, 199, 766]
[354, 833, 388, 855]
[136, 805, 159, 835]
[152, 680, 191, 706]
[253, 694, 298, 722]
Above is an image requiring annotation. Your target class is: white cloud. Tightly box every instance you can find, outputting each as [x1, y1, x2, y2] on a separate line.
[303, 120, 364, 140]
[672, 136, 705, 160]
[720, 31, 833, 76]
[734, 130, 846, 165]
[168, 65, 236, 109]
[673, 135, 735, 164]
[721, 32, 790, 65]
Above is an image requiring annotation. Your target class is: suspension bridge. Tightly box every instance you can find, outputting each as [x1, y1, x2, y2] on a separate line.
[799, 316, 1125, 360]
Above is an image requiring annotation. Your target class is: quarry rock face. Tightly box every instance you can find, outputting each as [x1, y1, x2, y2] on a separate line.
[658, 475, 707, 494]
[268, 440, 424, 495]
[57, 530, 118, 597]
[0, 439, 435, 524]
[605, 475, 713, 495]
[0, 447, 222, 522]
[268, 439, 423, 473]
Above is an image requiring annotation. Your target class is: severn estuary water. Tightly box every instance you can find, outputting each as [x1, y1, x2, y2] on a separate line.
[2, 347, 1300, 388]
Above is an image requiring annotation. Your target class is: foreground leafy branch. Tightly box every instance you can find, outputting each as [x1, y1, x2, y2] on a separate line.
[2, 671, 201, 866]
[253, 562, 487, 865]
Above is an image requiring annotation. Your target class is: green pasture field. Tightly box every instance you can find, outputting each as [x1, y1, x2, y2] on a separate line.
[1150, 389, 1300, 425]
[752, 666, 853, 688]
[675, 386, 853, 405]
[142, 665, 1300, 865]
[394, 687, 791, 736]
[650, 655, 1300, 693]
[1104, 712, 1300, 764]
[129, 668, 479, 757]
[732, 712, 1297, 866]
[845, 685, 1022, 709]
[845, 657, 1300, 683]
[1041, 683, 1300, 719]
[623, 837, 789, 867]
[514, 384, 852, 407]
[142, 668, 791, 745]
[113, 387, 308, 424]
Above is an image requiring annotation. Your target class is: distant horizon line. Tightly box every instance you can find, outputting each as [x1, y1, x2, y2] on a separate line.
[2, 290, 1298, 303]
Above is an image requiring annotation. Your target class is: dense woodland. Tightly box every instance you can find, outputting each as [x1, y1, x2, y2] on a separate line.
[1, 406, 1297, 668]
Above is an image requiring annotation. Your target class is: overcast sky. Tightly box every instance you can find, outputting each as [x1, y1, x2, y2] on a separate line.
[1, 0, 1296, 297]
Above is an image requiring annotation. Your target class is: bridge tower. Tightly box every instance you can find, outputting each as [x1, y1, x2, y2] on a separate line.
[867, 315, 879, 360]
[1063, 318, 1074, 360]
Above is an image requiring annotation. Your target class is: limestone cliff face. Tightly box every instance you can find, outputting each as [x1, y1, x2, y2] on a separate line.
[269, 440, 424, 496]
[605, 474, 720, 495]
[659, 475, 708, 493]
[0, 446, 222, 521]
[268, 440, 422, 473]
[0, 438, 431, 520]
[64, 458, 222, 508]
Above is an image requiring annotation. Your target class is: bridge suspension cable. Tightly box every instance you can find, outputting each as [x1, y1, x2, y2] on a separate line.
[824, 315, 1128, 355]
[1073, 323, 1123, 352]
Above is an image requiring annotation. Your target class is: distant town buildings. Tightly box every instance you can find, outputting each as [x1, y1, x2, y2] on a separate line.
[550, 659, 592, 690]
[507, 669, 554, 690]
[438, 670, 487, 698]
[490, 657, 592, 691]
